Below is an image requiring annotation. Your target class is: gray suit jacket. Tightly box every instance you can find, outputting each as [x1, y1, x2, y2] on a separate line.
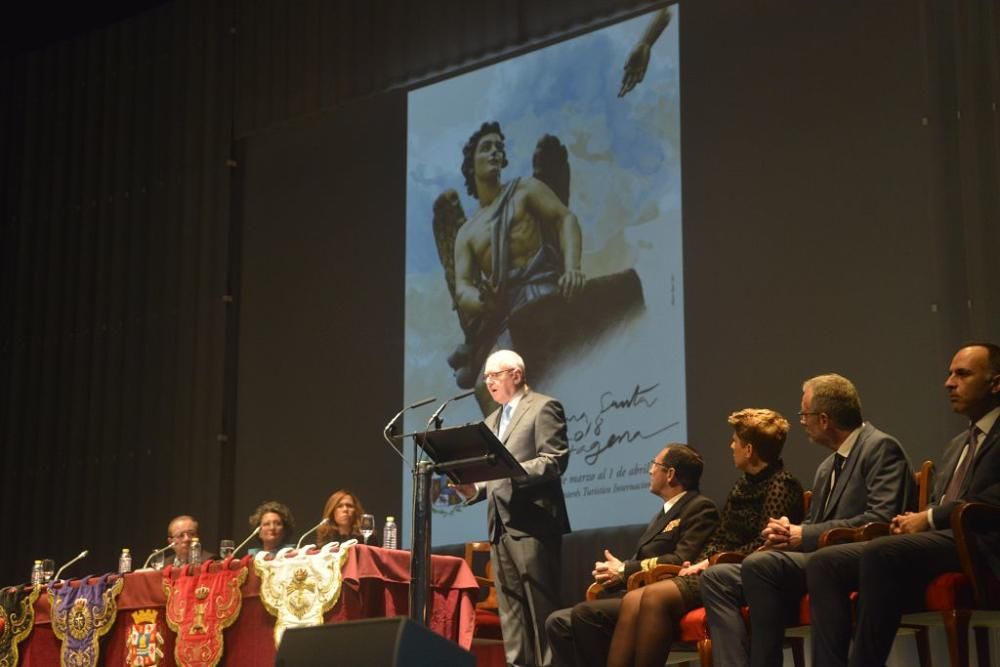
[469, 389, 571, 541]
[801, 422, 916, 551]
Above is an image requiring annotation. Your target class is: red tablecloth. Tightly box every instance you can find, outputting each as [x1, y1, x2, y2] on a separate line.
[18, 545, 477, 665]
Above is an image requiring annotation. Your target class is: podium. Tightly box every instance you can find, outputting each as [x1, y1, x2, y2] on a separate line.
[408, 422, 526, 625]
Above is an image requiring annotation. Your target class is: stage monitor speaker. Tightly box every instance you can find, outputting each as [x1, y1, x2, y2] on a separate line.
[274, 617, 474, 667]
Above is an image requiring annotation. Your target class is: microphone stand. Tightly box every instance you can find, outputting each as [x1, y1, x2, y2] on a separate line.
[141, 543, 175, 570]
[232, 526, 261, 556]
[53, 550, 89, 583]
[296, 518, 329, 549]
[409, 388, 476, 626]
[383, 396, 436, 469]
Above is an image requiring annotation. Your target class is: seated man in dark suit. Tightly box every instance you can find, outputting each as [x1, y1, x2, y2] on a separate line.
[701, 373, 916, 667]
[164, 514, 214, 567]
[545, 444, 720, 667]
[807, 342, 1000, 667]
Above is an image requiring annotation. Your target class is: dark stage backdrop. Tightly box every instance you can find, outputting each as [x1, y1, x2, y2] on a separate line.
[234, 92, 407, 543]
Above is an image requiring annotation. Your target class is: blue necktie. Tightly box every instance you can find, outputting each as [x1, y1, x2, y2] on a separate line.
[498, 404, 513, 439]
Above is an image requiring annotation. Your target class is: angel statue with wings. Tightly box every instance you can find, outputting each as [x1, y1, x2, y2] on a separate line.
[432, 121, 645, 398]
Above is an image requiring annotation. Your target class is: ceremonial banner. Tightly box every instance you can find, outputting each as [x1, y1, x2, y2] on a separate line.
[125, 609, 165, 666]
[163, 559, 249, 667]
[48, 574, 125, 667]
[254, 542, 354, 646]
[0, 585, 41, 667]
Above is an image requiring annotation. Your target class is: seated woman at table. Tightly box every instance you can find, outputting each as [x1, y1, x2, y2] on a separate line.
[247, 500, 296, 555]
[606, 408, 805, 667]
[317, 489, 381, 547]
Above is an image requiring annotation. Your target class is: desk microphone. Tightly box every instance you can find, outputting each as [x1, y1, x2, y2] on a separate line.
[426, 389, 476, 431]
[232, 526, 261, 556]
[296, 518, 329, 549]
[141, 543, 175, 569]
[53, 550, 88, 582]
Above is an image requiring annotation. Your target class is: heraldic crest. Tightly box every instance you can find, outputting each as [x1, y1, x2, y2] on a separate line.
[48, 574, 125, 667]
[0, 584, 41, 667]
[163, 558, 249, 667]
[254, 540, 355, 646]
[125, 608, 165, 666]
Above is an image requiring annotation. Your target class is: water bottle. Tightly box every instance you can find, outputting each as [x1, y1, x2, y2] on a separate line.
[30, 560, 43, 585]
[118, 548, 132, 574]
[189, 538, 203, 565]
[383, 516, 398, 550]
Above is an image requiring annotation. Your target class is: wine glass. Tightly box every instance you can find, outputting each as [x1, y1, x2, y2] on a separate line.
[219, 539, 235, 558]
[360, 514, 375, 544]
[42, 558, 55, 584]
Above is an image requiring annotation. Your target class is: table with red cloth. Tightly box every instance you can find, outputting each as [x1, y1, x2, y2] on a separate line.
[16, 545, 477, 665]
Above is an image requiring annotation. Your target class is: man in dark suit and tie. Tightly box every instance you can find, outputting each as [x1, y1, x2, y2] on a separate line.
[454, 349, 571, 667]
[701, 373, 916, 667]
[544, 444, 720, 667]
[806, 342, 1000, 666]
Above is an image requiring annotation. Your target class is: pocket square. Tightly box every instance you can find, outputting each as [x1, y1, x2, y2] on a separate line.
[663, 519, 680, 533]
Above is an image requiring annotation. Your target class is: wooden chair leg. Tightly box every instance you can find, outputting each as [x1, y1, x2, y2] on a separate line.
[973, 626, 990, 667]
[914, 625, 932, 667]
[941, 609, 971, 667]
[786, 636, 805, 667]
[900, 624, 931, 667]
[697, 638, 712, 667]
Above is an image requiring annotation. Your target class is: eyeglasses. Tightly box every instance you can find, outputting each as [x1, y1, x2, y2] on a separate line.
[483, 368, 516, 383]
[170, 530, 197, 540]
[648, 460, 672, 472]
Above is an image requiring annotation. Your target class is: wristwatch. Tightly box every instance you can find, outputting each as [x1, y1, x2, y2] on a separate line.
[616, 563, 626, 578]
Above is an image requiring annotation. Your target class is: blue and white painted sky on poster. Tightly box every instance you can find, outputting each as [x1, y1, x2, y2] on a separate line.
[404, 7, 684, 546]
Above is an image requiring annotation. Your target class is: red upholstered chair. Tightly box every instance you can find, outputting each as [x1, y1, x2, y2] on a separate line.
[464, 541, 505, 667]
[626, 491, 814, 667]
[464, 541, 502, 640]
[907, 502, 1000, 667]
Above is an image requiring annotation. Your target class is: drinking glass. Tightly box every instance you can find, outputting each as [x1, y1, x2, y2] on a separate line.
[42, 558, 55, 583]
[219, 539, 235, 558]
[360, 514, 375, 544]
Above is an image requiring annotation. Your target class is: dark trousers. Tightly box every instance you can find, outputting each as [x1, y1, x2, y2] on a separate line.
[492, 532, 563, 667]
[545, 596, 623, 667]
[851, 532, 957, 666]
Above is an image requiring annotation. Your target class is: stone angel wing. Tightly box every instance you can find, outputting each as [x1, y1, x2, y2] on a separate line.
[431, 188, 472, 333]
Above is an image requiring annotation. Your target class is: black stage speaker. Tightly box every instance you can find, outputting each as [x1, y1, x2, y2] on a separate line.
[274, 617, 474, 667]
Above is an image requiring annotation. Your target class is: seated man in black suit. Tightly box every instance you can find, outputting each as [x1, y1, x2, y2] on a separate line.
[807, 342, 1000, 666]
[701, 373, 916, 667]
[545, 444, 720, 667]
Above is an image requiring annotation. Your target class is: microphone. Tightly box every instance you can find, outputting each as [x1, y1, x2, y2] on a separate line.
[426, 389, 476, 431]
[141, 543, 175, 569]
[232, 526, 261, 556]
[382, 396, 436, 467]
[53, 550, 88, 582]
[384, 395, 437, 435]
[296, 518, 329, 549]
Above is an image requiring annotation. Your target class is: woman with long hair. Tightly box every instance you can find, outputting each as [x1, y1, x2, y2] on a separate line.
[317, 489, 381, 547]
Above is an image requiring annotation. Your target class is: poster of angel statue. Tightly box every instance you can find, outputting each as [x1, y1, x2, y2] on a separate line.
[404, 6, 686, 540]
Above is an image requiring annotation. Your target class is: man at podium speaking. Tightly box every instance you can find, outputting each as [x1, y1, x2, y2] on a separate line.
[454, 349, 571, 667]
